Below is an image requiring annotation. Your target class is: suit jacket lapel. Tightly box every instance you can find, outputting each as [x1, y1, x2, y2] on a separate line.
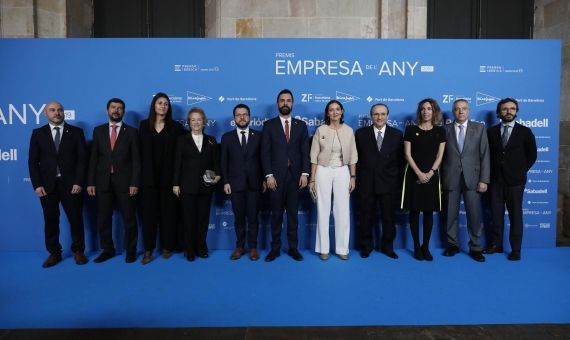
[187, 133, 200, 153]
[42, 125, 58, 153]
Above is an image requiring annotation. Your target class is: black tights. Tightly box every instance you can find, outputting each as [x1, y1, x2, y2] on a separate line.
[409, 210, 433, 249]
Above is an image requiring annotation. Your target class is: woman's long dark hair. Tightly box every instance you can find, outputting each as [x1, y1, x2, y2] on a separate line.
[148, 92, 173, 130]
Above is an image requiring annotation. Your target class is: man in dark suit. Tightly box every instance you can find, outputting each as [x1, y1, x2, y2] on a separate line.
[355, 103, 403, 259]
[484, 98, 537, 261]
[221, 103, 263, 261]
[261, 89, 310, 262]
[441, 99, 490, 262]
[28, 101, 88, 268]
[87, 98, 141, 263]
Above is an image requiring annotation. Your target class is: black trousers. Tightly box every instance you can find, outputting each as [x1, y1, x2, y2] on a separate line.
[268, 170, 299, 251]
[180, 192, 212, 256]
[230, 189, 260, 249]
[490, 181, 524, 252]
[39, 178, 85, 254]
[358, 192, 396, 253]
[141, 187, 179, 252]
[96, 175, 138, 254]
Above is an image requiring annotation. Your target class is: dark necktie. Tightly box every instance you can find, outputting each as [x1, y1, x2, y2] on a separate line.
[53, 127, 61, 152]
[458, 124, 465, 152]
[285, 120, 290, 143]
[241, 130, 247, 152]
[501, 124, 510, 148]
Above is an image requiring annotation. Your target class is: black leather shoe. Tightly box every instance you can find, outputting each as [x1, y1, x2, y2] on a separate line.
[186, 254, 196, 262]
[42, 253, 62, 268]
[360, 250, 371, 258]
[508, 251, 521, 261]
[381, 249, 398, 259]
[198, 252, 209, 259]
[422, 246, 433, 261]
[413, 247, 424, 261]
[288, 249, 303, 261]
[482, 244, 503, 254]
[94, 251, 115, 263]
[265, 249, 280, 262]
[468, 250, 486, 262]
[443, 245, 460, 257]
[125, 252, 137, 263]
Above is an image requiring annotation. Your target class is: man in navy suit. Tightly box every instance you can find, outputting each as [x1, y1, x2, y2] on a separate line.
[261, 89, 310, 262]
[484, 98, 537, 261]
[87, 98, 141, 264]
[221, 104, 264, 261]
[28, 101, 88, 268]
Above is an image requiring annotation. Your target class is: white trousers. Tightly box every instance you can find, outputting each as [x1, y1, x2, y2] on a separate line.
[314, 165, 351, 256]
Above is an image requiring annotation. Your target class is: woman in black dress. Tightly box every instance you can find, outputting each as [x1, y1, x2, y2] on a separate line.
[401, 98, 446, 261]
[139, 92, 185, 265]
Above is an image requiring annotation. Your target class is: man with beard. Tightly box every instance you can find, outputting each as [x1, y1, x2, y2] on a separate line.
[28, 101, 88, 267]
[87, 98, 141, 263]
[221, 104, 264, 261]
[484, 98, 536, 261]
[261, 89, 310, 262]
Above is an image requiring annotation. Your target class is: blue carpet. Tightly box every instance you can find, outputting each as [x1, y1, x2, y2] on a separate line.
[1, 248, 569, 328]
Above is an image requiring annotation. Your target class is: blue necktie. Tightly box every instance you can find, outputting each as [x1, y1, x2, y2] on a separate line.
[457, 124, 464, 152]
[54, 127, 61, 152]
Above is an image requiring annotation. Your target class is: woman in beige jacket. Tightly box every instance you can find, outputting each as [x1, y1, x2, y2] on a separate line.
[308, 100, 358, 260]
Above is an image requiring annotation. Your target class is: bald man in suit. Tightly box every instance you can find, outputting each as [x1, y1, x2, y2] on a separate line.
[441, 99, 489, 262]
[28, 101, 88, 268]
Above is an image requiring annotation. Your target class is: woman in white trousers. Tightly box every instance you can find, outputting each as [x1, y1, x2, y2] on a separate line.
[308, 100, 357, 260]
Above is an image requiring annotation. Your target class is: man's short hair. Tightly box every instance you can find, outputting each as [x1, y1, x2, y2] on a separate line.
[107, 98, 125, 110]
[276, 89, 294, 103]
[233, 103, 250, 116]
[370, 103, 389, 116]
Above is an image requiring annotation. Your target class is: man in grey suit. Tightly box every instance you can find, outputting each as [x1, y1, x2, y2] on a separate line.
[441, 99, 490, 262]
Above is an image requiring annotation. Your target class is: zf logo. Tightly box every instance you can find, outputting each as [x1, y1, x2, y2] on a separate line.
[442, 95, 455, 104]
[301, 93, 313, 102]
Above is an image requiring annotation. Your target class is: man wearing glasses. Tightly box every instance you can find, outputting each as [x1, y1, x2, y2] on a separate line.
[484, 98, 536, 261]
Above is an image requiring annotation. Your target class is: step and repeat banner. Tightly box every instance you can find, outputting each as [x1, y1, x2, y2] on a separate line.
[0, 39, 560, 253]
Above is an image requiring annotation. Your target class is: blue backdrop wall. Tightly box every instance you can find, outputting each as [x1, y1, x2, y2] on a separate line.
[0, 38, 560, 253]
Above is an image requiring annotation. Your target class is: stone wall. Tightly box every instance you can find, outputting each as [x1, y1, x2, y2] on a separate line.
[204, 0, 427, 39]
[0, 0, 91, 37]
[534, 0, 570, 239]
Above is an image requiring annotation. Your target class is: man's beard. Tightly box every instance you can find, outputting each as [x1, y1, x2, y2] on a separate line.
[109, 115, 122, 123]
[279, 105, 291, 115]
[500, 114, 516, 123]
[236, 121, 249, 129]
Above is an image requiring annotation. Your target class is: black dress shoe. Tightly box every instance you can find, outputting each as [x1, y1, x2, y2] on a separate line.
[443, 246, 460, 257]
[265, 249, 280, 262]
[186, 254, 196, 262]
[422, 246, 433, 262]
[288, 249, 303, 261]
[125, 252, 137, 263]
[94, 251, 115, 263]
[413, 247, 424, 261]
[360, 250, 371, 258]
[198, 252, 209, 259]
[42, 253, 62, 268]
[381, 249, 399, 259]
[508, 251, 521, 261]
[468, 250, 486, 262]
[482, 244, 503, 254]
